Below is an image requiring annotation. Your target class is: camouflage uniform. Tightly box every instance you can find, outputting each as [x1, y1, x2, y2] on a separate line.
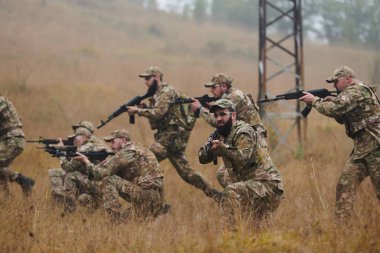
[201, 73, 267, 188]
[0, 95, 34, 196]
[84, 130, 165, 220]
[312, 71, 380, 219]
[199, 101, 283, 227]
[48, 125, 109, 205]
[137, 67, 218, 198]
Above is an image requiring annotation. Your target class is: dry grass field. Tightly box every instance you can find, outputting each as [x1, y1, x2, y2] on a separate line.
[1, 0, 379, 252]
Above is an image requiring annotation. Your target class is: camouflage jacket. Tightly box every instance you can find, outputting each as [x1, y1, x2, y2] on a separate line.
[0, 96, 24, 140]
[199, 87, 266, 134]
[138, 83, 196, 132]
[199, 120, 282, 185]
[313, 82, 380, 160]
[87, 141, 164, 192]
[61, 136, 110, 173]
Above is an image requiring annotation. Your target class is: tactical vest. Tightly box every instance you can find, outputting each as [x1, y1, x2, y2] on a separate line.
[343, 83, 380, 138]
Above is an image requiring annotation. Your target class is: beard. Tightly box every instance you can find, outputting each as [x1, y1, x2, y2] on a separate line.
[217, 116, 233, 137]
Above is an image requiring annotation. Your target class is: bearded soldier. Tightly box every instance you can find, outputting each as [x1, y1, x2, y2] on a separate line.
[127, 66, 221, 199]
[198, 99, 283, 228]
[300, 66, 380, 221]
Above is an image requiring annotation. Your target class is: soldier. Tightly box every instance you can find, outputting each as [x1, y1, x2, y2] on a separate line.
[300, 66, 380, 221]
[127, 66, 221, 199]
[48, 121, 109, 205]
[0, 95, 34, 197]
[198, 99, 283, 228]
[191, 73, 266, 188]
[74, 129, 167, 222]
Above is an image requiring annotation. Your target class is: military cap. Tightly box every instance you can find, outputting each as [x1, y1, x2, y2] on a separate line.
[326, 66, 356, 83]
[72, 121, 95, 134]
[104, 129, 131, 142]
[204, 73, 233, 87]
[210, 99, 235, 113]
[68, 127, 92, 139]
[139, 66, 163, 78]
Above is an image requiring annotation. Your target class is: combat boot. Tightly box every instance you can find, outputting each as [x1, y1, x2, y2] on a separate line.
[16, 173, 35, 197]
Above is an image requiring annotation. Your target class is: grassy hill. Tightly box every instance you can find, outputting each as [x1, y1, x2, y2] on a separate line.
[0, 0, 379, 252]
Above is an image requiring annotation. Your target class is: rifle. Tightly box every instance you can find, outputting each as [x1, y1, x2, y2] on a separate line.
[258, 88, 338, 117]
[204, 130, 219, 165]
[170, 94, 217, 107]
[97, 83, 157, 129]
[44, 146, 114, 163]
[27, 137, 74, 146]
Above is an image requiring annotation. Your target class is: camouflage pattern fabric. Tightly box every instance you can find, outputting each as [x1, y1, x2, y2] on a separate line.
[199, 120, 283, 227]
[48, 134, 109, 204]
[0, 96, 25, 195]
[199, 87, 266, 136]
[83, 141, 165, 220]
[138, 83, 217, 197]
[312, 82, 380, 219]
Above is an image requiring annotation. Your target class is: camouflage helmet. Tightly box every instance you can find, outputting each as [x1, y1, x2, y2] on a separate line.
[72, 121, 95, 134]
[104, 129, 131, 142]
[204, 73, 233, 88]
[210, 99, 236, 113]
[139, 66, 163, 78]
[326, 66, 356, 83]
[68, 127, 92, 139]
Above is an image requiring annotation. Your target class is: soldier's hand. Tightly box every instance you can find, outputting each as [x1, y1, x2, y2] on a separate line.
[138, 102, 147, 109]
[72, 152, 91, 166]
[190, 99, 201, 112]
[299, 92, 315, 105]
[323, 96, 335, 101]
[210, 140, 226, 153]
[127, 106, 139, 115]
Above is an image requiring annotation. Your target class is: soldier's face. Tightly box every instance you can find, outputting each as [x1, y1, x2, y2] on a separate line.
[111, 138, 125, 152]
[334, 76, 351, 91]
[74, 135, 88, 147]
[210, 84, 224, 98]
[214, 108, 236, 127]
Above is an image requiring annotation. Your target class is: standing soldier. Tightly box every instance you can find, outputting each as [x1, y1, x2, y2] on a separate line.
[127, 66, 221, 199]
[300, 66, 380, 221]
[74, 130, 168, 222]
[198, 99, 283, 228]
[191, 73, 266, 187]
[0, 95, 34, 197]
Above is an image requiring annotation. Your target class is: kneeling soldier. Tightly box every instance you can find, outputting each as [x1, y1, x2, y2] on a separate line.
[198, 99, 283, 228]
[75, 130, 167, 222]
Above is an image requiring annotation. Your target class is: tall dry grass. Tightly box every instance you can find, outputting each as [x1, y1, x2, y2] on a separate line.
[0, 0, 379, 252]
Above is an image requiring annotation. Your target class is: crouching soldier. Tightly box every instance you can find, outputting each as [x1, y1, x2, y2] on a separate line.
[74, 130, 168, 222]
[198, 99, 284, 229]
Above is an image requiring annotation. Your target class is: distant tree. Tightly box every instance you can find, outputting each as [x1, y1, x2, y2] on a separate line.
[211, 0, 258, 28]
[193, 0, 208, 23]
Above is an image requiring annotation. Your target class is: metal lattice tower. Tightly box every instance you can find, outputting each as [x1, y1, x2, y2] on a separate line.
[258, 0, 305, 151]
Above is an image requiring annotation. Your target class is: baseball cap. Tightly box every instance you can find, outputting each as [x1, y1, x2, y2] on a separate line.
[326, 66, 356, 83]
[72, 121, 95, 134]
[104, 129, 131, 142]
[139, 66, 163, 78]
[209, 99, 235, 113]
[68, 127, 92, 139]
[204, 73, 233, 87]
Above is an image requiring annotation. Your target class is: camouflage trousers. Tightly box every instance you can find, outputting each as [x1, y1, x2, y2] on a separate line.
[102, 175, 164, 221]
[336, 148, 380, 220]
[48, 169, 99, 211]
[216, 164, 233, 188]
[0, 136, 24, 195]
[150, 126, 217, 198]
[221, 180, 283, 229]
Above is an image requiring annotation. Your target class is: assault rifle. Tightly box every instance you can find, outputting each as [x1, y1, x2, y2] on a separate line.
[44, 146, 114, 163]
[97, 83, 157, 129]
[27, 137, 74, 146]
[171, 94, 217, 107]
[204, 130, 219, 165]
[258, 88, 338, 117]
